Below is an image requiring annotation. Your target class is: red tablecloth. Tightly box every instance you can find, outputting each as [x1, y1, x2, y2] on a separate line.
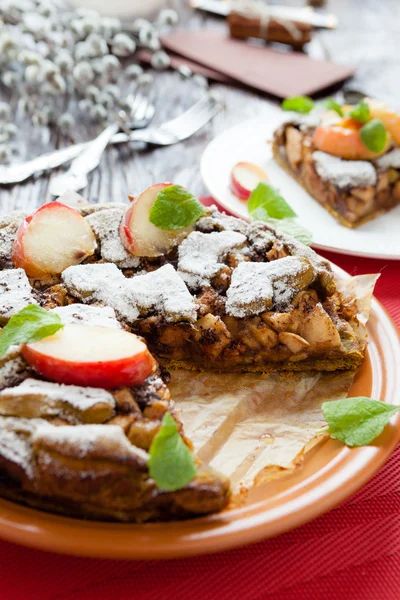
[1, 202, 399, 600]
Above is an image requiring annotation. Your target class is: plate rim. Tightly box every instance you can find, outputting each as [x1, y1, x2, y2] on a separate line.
[200, 115, 400, 261]
[0, 265, 399, 560]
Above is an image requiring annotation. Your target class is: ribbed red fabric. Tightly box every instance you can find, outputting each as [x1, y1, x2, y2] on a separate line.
[0, 200, 399, 600]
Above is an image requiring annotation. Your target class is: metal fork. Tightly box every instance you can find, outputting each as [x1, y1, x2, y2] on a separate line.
[0, 94, 222, 186]
[49, 79, 155, 196]
[112, 93, 222, 147]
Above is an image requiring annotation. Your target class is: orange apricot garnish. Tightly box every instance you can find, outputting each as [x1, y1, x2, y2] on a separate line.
[312, 118, 391, 160]
[366, 98, 400, 146]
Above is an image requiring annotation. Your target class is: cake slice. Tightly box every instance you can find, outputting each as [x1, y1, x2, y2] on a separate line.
[1, 200, 366, 375]
[54, 206, 364, 374]
[0, 188, 371, 523]
[0, 362, 230, 523]
[272, 99, 400, 228]
[0, 282, 229, 522]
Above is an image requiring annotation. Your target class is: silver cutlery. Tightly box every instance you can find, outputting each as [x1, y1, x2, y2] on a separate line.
[0, 94, 222, 186]
[49, 122, 120, 196]
[112, 93, 222, 146]
[49, 79, 155, 196]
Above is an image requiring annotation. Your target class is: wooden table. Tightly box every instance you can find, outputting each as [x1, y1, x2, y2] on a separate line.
[1, 0, 399, 213]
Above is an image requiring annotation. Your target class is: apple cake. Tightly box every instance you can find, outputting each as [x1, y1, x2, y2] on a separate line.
[0, 303, 230, 522]
[2, 200, 365, 375]
[0, 189, 368, 522]
[273, 99, 400, 227]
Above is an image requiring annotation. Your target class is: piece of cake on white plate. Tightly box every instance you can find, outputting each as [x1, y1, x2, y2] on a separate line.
[273, 96, 400, 227]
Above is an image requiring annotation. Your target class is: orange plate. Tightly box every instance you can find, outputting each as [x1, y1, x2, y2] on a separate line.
[0, 265, 399, 560]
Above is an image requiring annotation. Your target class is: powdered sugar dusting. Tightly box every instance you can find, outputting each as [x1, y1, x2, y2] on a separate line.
[0, 379, 115, 423]
[196, 207, 250, 235]
[33, 424, 149, 464]
[196, 208, 275, 256]
[51, 304, 121, 329]
[62, 263, 197, 324]
[226, 263, 274, 317]
[283, 108, 325, 132]
[273, 229, 333, 285]
[128, 264, 198, 323]
[0, 211, 26, 269]
[62, 263, 122, 296]
[375, 148, 400, 170]
[85, 208, 140, 268]
[78, 203, 128, 217]
[313, 151, 377, 188]
[270, 257, 311, 310]
[226, 256, 314, 316]
[0, 347, 29, 391]
[178, 230, 247, 289]
[0, 268, 38, 324]
[0, 416, 47, 479]
[62, 263, 140, 323]
[247, 222, 275, 253]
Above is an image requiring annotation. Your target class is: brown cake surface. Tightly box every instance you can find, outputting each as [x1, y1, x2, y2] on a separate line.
[0, 204, 366, 374]
[0, 201, 367, 522]
[0, 364, 230, 522]
[273, 115, 400, 228]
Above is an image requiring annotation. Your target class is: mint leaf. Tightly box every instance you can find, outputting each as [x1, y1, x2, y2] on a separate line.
[0, 304, 63, 358]
[360, 119, 387, 153]
[248, 183, 297, 220]
[148, 412, 196, 491]
[263, 218, 313, 246]
[149, 185, 205, 230]
[322, 397, 400, 447]
[323, 98, 343, 117]
[248, 184, 309, 244]
[349, 100, 370, 124]
[281, 96, 315, 114]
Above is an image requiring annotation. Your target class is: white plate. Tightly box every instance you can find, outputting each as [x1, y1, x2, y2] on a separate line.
[201, 107, 400, 260]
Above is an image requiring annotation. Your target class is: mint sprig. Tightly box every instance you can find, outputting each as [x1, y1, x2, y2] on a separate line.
[322, 397, 400, 447]
[149, 185, 205, 230]
[263, 218, 313, 246]
[0, 304, 64, 357]
[148, 412, 197, 491]
[248, 183, 297, 220]
[247, 183, 312, 245]
[360, 119, 387, 153]
[349, 100, 370, 124]
[323, 98, 343, 117]
[281, 96, 315, 114]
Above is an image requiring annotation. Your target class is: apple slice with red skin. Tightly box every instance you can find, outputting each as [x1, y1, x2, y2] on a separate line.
[120, 183, 194, 257]
[231, 162, 268, 201]
[22, 324, 156, 389]
[12, 201, 97, 279]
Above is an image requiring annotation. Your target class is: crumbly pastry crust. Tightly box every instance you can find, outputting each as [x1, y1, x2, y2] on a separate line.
[0, 202, 366, 521]
[273, 120, 400, 228]
[0, 374, 230, 522]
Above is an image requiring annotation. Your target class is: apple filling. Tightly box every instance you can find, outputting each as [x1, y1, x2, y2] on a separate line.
[0, 195, 368, 522]
[273, 119, 400, 228]
[24, 204, 363, 374]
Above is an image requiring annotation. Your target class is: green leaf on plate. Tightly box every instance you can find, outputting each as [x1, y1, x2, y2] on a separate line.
[149, 185, 205, 230]
[262, 218, 313, 246]
[349, 100, 370, 124]
[0, 304, 64, 358]
[323, 98, 344, 117]
[322, 397, 400, 447]
[360, 119, 387, 153]
[281, 96, 315, 114]
[248, 183, 297, 221]
[148, 412, 197, 491]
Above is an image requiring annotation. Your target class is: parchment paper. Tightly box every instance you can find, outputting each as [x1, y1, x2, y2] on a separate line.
[169, 275, 378, 493]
